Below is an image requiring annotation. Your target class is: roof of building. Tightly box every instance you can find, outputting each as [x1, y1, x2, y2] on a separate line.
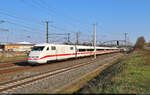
[15, 41, 33, 45]
[0, 42, 34, 45]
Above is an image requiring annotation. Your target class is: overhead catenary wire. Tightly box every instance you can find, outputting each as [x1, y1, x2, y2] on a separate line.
[0, 11, 68, 34]
[50, 25, 76, 33]
[0, 9, 44, 27]
[0, 0, 95, 44]
[31, 0, 56, 14]
[19, 0, 80, 35]
[6, 21, 43, 32]
[20, 0, 91, 33]
[37, 0, 92, 28]
[20, 0, 54, 16]
[0, 16, 45, 39]
[0, 10, 46, 39]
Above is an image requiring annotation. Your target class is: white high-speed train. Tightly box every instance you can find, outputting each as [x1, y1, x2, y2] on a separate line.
[27, 43, 120, 64]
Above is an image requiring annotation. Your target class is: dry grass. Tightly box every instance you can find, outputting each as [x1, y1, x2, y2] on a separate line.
[76, 50, 150, 94]
[0, 52, 27, 63]
[58, 54, 125, 94]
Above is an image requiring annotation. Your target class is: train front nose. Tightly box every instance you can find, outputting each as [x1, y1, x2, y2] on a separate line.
[27, 45, 47, 64]
[27, 58, 46, 64]
[27, 51, 42, 64]
[27, 55, 47, 64]
[27, 56, 40, 63]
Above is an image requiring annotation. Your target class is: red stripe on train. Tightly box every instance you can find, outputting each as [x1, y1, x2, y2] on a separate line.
[28, 50, 119, 60]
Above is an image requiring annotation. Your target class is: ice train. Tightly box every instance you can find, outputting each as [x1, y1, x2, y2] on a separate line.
[27, 43, 120, 64]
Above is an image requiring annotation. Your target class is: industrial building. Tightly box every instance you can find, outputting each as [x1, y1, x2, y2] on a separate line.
[0, 42, 34, 52]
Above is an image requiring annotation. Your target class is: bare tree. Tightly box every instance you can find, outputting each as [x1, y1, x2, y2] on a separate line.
[134, 36, 145, 49]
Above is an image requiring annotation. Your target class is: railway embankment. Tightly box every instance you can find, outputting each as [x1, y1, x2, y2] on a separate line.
[1, 53, 123, 94]
[75, 50, 150, 94]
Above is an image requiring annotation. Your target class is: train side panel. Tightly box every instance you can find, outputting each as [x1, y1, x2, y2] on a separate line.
[56, 45, 76, 60]
[42, 45, 57, 62]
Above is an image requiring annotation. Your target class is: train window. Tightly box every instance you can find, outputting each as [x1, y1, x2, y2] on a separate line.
[46, 47, 49, 51]
[78, 49, 86, 52]
[87, 49, 94, 51]
[70, 47, 74, 50]
[87, 49, 90, 51]
[96, 49, 104, 51]
[51, 46, 56, 50]
[31, 46, 44, 51]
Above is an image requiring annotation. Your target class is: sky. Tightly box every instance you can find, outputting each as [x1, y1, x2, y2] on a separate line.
[0, 0, 150, 44]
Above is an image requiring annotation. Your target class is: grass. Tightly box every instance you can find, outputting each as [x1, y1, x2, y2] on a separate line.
[76, 50, 150, 94]
[58, 54, 125, 94]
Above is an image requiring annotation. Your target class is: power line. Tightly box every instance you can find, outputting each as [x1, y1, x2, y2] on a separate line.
[48, 33, 71, 43]
[50, 25, 76, 33]
[32, 0, 56, 14]
[19, 0, 80, 33]
[0, 9, 73, 34]
[37, 0, 91, 28]
[21, 0, 91, 32]
[20, 0, 54, 16]
[0, 11, 45, 36]
[7, 0, 94, 43]
[0, 28, 9, 32]
[0, 9, 44, 27]
[7, 21, 42, 31]
[6, 21, 44, 34]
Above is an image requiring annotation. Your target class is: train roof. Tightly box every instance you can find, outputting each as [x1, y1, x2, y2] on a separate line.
[34, 43, 118, 49]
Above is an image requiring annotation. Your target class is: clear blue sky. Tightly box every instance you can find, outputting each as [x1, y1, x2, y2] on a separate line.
[0, 0, 150, 44]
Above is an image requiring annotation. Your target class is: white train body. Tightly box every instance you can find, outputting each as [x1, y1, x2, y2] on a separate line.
[27, 43, 120, 64]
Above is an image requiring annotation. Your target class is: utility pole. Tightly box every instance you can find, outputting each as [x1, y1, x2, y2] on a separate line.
[125, 33, 127, 47]
[76, 32, 80, 45]
[67, 33, 70, 43]
[93, 24, 96, 59]
[45, 21, 51, 43]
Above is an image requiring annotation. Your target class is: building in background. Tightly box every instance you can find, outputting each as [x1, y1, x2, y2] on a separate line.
[0, 41, 34, 52]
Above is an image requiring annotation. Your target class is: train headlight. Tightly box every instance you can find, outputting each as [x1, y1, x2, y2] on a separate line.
[34, 56, 39, 58]
[28, 56, 39, 58]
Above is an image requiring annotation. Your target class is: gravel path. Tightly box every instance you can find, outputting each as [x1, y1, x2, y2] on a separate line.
[4, 53, 123, 94]
[0, 53, 118, 83]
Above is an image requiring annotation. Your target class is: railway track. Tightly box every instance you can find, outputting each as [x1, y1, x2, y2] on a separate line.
[0, 52, 117, 75]
[0, 59, 27, 68]
[0, 59, 97, 93]
[0, 58, 89, 75]
[0, 66, 20, 71]
[0, 65, 31, 75]
[0, 63, 17, 68]
[0, 53, 120, 84]
[0, 53, 122, 93]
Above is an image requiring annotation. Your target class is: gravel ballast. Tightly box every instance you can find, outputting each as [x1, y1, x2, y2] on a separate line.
[4, 53, 123, 94]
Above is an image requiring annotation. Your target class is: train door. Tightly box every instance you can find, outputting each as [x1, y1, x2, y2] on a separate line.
[57, 45, 66, 60]
[50, 46, 57, 60]
[68, 46, 75, 58]
[45, 46, 57, 61]
[75, 45, 78, 58]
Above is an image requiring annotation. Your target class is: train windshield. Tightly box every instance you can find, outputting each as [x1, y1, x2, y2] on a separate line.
[31, 46, 45, 51]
